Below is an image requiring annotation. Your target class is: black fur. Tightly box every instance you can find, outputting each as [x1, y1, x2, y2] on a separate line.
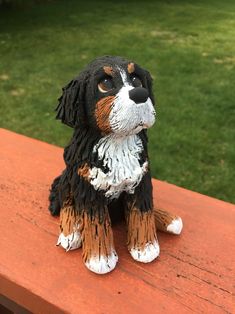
[49, 56, 155, 223]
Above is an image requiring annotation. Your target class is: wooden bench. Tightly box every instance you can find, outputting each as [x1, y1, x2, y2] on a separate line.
[0, 128, 234, 314]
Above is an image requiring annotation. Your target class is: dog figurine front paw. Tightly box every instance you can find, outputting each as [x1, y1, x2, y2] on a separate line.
[49, 56, 183, 274]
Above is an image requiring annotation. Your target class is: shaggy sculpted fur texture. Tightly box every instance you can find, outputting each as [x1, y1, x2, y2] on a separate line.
[49, 56, 183, 274]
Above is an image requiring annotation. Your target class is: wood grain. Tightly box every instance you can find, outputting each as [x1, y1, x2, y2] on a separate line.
[0, 128, 234, 314]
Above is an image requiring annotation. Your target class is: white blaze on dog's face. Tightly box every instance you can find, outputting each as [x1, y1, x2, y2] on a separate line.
[110, 67, 155, 135]
[95, 62, 156, 136]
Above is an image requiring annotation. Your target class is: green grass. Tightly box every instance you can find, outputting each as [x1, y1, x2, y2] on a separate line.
[0, 0, 234, 203]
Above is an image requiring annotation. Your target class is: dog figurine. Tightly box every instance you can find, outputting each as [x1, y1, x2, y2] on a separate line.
[49, 56, 183, 274]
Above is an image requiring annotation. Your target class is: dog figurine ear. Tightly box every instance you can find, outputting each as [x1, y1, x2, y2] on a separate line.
[144, 70, 155, 107]
[56, 72, 87, 128]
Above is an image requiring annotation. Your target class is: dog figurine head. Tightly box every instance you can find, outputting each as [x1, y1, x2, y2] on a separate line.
[49, 56, 183, 275]
[56, 55, 156, 136]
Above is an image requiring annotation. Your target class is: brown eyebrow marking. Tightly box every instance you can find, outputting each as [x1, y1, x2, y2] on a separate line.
[127, 62, 135, 74]
[103, 66, 114, 76]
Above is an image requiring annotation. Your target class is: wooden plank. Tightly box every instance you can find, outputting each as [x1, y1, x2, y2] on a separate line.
[0, 128, 234, 314]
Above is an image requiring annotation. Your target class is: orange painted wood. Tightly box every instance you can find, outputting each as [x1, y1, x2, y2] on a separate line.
[0, 128, 234, 314]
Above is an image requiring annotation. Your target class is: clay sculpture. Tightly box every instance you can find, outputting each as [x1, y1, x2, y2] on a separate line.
[49, 56, 183, 274]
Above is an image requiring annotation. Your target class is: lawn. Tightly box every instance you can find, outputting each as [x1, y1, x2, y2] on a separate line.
[0, 0, 234, 203]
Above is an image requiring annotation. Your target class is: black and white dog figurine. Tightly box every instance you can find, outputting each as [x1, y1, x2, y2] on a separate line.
[49, 56, 183, 274]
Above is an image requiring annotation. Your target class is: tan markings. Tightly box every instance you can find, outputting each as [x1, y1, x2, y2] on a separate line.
[95, 96, 115, 134]
[103, 66, 114, 76]
[59, 197, 80, 237]
[127, 62, 135, 74]
[77, 163, 90, 181]
[153, 207, 178, 232]
[126, 206, 157, 251]
[81, 210, 115, 263]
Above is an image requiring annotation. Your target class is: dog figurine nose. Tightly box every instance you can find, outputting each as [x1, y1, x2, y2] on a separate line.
[129, 87, 149, 104]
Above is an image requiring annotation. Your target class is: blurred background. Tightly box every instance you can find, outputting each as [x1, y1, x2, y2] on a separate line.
[0, 0, 234, 203]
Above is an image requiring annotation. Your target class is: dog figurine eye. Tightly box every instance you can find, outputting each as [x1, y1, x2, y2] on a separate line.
[98, 77, 114, 93]
[131, 76, 142, 88]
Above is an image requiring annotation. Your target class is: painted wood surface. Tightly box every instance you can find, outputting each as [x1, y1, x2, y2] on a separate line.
[0, 128, 234, 314]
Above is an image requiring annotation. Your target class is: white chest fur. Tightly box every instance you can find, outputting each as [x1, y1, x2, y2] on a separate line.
[89, 134, 148, 199]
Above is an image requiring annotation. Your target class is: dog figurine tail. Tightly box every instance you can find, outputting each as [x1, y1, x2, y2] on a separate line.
[153, 208, 183, 235]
